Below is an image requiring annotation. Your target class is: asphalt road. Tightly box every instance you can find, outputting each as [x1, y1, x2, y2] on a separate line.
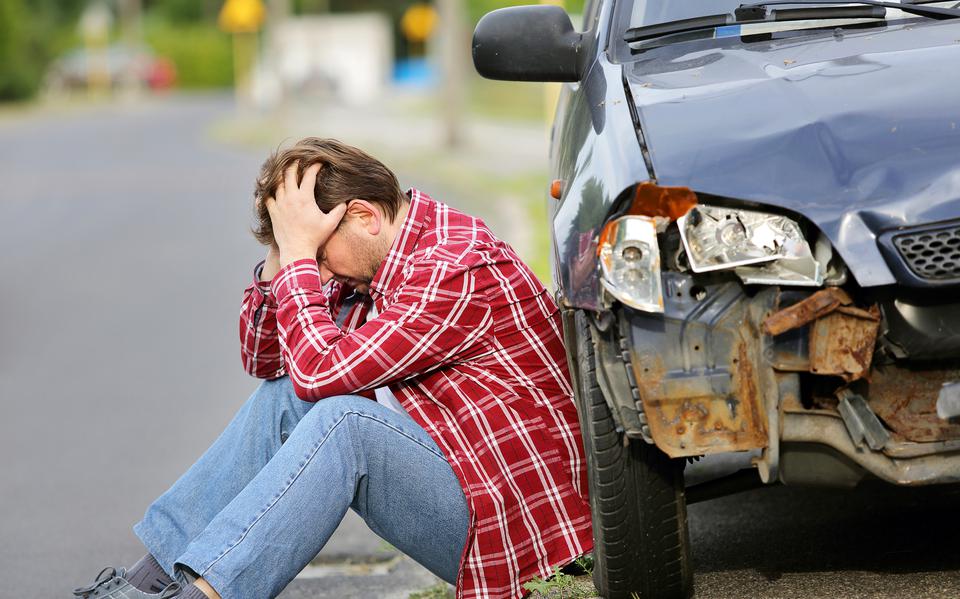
[0, 94, 276, 597]
[0, 94, 958, 599]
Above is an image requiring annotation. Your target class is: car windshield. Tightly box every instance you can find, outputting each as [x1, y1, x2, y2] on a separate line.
[615, 0, 960, 56]
[626, 0, 745, 28]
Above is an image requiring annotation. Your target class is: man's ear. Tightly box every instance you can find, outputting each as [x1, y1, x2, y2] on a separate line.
[345, 200, 382, 235]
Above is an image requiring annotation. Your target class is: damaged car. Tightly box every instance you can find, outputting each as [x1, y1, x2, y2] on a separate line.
[473, 1, 960, 598]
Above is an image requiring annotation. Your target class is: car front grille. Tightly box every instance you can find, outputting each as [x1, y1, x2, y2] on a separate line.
[893, 221, 960, 281]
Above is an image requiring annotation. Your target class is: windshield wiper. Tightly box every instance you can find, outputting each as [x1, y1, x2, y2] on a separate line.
[624, 1, 960, 44]
[624, 6, 881, 43]
[741, 0, 960, 19]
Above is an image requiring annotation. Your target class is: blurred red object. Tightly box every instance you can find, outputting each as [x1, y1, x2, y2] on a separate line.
[146, 57, 177, 90]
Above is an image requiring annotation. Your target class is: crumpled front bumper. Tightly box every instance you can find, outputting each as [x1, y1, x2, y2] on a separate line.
[579, 273, 960, 487]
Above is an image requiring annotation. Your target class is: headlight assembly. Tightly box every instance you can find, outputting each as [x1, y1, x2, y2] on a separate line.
[598, 216, 664, 313]
[597, 201, 824, 314]
[678, 205, 823, 286]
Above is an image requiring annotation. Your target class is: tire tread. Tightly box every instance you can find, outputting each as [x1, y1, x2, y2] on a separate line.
[572, 312, 693, 599]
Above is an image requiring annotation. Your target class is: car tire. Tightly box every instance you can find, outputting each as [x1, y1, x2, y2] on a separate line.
[573, 311, 693, 599]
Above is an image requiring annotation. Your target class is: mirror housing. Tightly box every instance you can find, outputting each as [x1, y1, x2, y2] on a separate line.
[472, 5, 584, 82]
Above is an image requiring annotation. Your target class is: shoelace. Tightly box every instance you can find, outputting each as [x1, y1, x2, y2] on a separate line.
[72, 567, 181, 598]
[158, 583, 183, 599]
[73, 567, 125, 597]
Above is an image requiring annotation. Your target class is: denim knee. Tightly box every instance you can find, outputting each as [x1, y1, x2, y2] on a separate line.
[241, 377, 314, 445]
[293, 395, 374, 429]
[285, 395, 394, 460]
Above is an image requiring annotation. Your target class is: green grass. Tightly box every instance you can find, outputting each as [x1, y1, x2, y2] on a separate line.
[524, 172, 554, 286]
[399, 75, 548, 124]
[408, 582, 456, 599]
[523, 566, 597, 599]
[468, 76, 548, 123]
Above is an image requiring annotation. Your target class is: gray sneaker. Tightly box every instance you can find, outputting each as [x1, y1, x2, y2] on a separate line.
[73, 567, 181, 598]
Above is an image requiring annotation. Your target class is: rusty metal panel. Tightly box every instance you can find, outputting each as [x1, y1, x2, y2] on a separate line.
[623, 279, 774, 458]
[762, 288, 852, 335]
[868, 366, 960, 443]
[808, 305, 881, 382]
[763, 288, 880, 382]
[630, 340, 768, 458]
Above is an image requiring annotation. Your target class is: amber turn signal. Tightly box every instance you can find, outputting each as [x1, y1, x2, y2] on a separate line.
[549, 179, 563, 200]
[625, 181, 697, 220]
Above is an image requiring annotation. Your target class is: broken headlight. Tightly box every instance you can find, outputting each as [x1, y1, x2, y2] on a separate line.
[598, 216, 664, 313]
[677, 205, 823, 286]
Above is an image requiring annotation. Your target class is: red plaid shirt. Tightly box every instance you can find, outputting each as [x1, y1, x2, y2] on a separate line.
[239, 190, 592, 598]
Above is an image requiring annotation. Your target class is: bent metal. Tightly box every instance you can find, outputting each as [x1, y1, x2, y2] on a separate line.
[587, 185, 960, 488]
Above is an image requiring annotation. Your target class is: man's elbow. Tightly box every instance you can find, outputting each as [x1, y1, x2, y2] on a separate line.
[288, 374, 361, 403]
[242, 354, 285, 380]
[290, 377, 324, 402]
[241, 354, 259, 378]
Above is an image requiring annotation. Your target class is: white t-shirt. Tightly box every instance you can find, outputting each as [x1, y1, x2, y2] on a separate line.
[367, 302, 407, 415]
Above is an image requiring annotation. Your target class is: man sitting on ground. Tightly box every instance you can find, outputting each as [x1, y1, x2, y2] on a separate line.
[73, 138, 592, 599]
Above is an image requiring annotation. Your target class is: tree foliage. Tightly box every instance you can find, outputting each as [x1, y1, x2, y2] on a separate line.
[0, 0, 85, 101]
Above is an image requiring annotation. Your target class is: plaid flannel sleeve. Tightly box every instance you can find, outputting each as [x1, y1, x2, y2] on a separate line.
[239, 261, 286, 379]
[271, 258, 493, 401]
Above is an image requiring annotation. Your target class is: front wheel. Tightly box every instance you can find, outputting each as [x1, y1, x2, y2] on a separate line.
[572, 311, 692, 599]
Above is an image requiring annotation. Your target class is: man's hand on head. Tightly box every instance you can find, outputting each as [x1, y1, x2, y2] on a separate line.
[265, 162, 347, 268]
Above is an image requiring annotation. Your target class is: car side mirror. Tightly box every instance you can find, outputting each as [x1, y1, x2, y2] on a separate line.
[472, 5, 584, 82]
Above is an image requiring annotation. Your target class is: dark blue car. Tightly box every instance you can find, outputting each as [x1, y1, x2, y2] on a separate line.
[474, 2, 960, 597]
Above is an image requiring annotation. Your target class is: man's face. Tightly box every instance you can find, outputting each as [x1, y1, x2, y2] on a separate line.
[316, 214, 385, 295]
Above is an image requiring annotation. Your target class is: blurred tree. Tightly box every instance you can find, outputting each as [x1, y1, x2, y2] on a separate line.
[292, 0, 329, 12]
[0, 0, 34, 99]
[143, 0, 221, 22]
[142, 0, 233, 88]
[0, 0, 86, 101]
[154, 0, 205, 22]
[144, 21, 234, 88]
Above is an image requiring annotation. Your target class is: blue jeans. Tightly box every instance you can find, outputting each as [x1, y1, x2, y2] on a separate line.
[134, 377, 470, 599]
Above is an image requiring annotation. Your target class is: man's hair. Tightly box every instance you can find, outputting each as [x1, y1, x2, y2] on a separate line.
[253, 137, 406, 246]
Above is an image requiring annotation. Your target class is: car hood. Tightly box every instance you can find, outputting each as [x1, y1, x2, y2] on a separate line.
[625, 20, 960, 287]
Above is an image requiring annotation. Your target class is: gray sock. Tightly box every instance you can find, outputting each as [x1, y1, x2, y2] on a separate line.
[179, 584, 212, 599]
[126, 553, 174, 593]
